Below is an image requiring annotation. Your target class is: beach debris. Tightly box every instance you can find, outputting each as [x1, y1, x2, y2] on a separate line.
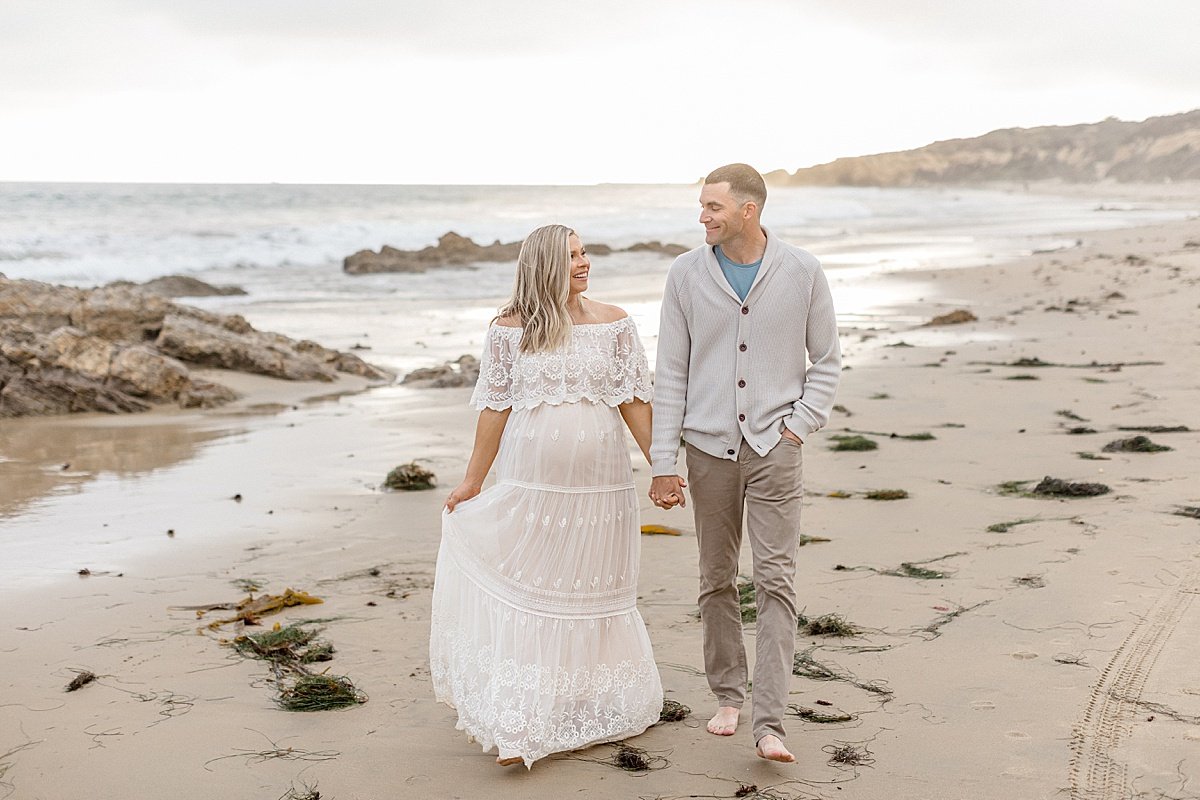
[383, 462, 437, 491]
[1053, 654, 1089, 666]
[923, 309, 977, 326]
[1066, 426, 1098, 434]
[987, 517, 1041, 533]
[869, 392, 890, 400]
[641, 524, 683, 536]
[915, 601, 991, 640]
[824, 741, 875, 768]
[884, 562, 950, 580]
[797, 534, 832, 546]
[230, 577, 265, 593]
[1032, 476, 1111, 497]
[800, 614, 859, 637]
[1006, 374, 1039, 380]
[204, 731, 340, 771]
[735, 785, 758, 798]
[77, 568, 90, 576]
[1102, 435, 1172, 453]
[886, 341, 914, 347]
[1076, 452, 1110, 460]
[166, 528, 176, 537]
[277, 782, 321, 800]
[865, 489, 908, 500]
[793, 646, 891, 696]
[827, 491, 854, 499]
[659, 699, 690, 722]
[789, 705, 854, 724]
[608, 743, 667, 772]
[830, 434, 877, 451]
[177, 588, 324, 629]
[232, 623, 334, 665]
[232, 493, 243, 502]
[972, 357, 1163, 369]
[1173, 506, 1200, 520]
[1013, 575, 1046, 589]
[844, 428, 935, 441]
[277, 674, 366, 712]
[1117, 425, 1190, 433]
[833, 404, 852, 415]
[65, 670, 98, 692]
[1056, 409, 1088, 421]
[738, 578, 757, 622]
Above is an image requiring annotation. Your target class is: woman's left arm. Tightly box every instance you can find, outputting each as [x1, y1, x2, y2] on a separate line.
[619, 399, 653, 466]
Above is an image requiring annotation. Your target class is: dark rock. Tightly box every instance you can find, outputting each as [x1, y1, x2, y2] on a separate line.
[1101, 436, 1172, 453]
[401, 355, 480, 388]
[344, 233, 690, 275]
[383, 462, 437, 491]
[1032, 476, 1111, 497]
[923, 309, 978, 327]
[109, 275, 247, 297]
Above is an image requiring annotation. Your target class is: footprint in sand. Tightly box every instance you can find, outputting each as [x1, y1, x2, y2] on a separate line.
[1012, 651, 1038, 660]
[970, 700, 996, 711]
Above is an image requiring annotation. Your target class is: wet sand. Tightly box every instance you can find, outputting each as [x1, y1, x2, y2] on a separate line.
[2, 211, 1200, 799]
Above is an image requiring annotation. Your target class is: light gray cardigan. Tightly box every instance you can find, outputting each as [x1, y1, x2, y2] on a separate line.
[650, 228, 841, 476]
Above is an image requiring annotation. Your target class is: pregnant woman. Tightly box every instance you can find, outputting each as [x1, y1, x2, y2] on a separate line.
[429, 223, 663, 767]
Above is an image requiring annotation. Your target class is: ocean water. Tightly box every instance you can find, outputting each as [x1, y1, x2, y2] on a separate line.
[1, 182, 1194, 373]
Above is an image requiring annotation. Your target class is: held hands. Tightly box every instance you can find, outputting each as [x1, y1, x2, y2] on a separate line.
[444, 481, 482, 513]
[649, 475, 687, 510]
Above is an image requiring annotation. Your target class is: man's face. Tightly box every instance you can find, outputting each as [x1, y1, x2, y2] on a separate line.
[698, 181, 749, 247]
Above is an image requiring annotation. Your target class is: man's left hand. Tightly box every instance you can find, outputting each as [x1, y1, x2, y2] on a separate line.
[780, 428, 803, 445]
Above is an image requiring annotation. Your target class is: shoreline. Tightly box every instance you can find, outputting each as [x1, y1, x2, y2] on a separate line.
[3, 209, 1200, 798]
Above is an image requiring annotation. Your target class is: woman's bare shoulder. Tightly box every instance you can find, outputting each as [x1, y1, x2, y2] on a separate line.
[589, 301, 630, 323]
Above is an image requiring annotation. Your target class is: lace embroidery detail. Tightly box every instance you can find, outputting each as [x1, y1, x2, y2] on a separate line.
[469, 317, 654, 411]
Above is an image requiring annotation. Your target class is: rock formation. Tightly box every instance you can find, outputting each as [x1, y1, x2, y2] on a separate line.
[344, 233, 689, 274]
[0, 275, 393, 418]
[401, 354, 480, 389]
[107, 275, 248, 297]
[767, 109, 1200, 187]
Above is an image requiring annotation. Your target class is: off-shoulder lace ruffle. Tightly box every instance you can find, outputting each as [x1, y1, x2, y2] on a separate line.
[469, 317, 653, 411]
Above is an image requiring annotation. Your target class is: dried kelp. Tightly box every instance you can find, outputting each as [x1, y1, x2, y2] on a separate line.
[65, 670, 97, 692]
[659, 699, 690, 722]
[177, 588, 324, 630]
[1117, 425, 1190, 433]
[1101, 436, 1172, 453]
[830, 435, 877, 452]
[277, 674, 366, 712]
[801, 614, 859, 637]
[792, 647, 891, 697]
[864, 489, 908, 500]
[1032, 477, 1110, 497]
[789, 704, 854, 723]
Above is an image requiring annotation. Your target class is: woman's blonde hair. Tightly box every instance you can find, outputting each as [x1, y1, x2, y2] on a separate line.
[496, 224, 575, 353]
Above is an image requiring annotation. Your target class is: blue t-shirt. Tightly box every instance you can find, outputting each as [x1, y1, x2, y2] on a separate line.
[714, 246, 763, 301]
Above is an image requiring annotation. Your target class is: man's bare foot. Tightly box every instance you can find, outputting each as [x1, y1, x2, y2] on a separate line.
[707, 706, 740, 735]
[755, 734, 795, 763]
[496, 756, 523, 766]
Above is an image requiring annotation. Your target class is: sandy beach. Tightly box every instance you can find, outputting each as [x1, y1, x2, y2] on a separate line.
[3, 204, 1200, 799]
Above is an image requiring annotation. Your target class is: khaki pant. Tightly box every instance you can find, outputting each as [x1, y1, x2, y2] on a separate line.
[685, 439, 803, 743]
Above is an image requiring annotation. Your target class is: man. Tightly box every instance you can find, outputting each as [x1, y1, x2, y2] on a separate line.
[649, 163, 841, 763]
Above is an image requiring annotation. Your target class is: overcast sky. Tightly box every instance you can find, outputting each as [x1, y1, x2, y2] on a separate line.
[2, 0, 1198, 184]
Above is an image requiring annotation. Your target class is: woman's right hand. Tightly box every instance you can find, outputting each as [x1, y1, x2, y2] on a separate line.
[444, 481, 482, 513]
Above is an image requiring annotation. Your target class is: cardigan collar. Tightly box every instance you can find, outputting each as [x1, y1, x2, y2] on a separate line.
[702, 226, 784, 305]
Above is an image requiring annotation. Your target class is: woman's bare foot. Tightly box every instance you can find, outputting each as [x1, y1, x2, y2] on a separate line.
[755, 734, 795, 763]
[707, 706, 740, 735]
[496, 756, 523, 766]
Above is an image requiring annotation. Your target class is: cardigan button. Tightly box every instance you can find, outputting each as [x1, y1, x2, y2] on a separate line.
[726, 449, 735, 455]
[738, 414, 746, 422]
[737, 379, 746, 388]
[739, 343, 747, 351]
[741, 306, 749, 315]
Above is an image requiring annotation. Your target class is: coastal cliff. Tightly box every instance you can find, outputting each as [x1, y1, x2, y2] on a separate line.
[766, 109, 1200, 187]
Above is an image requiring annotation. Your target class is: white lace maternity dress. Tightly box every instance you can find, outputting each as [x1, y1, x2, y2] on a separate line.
[429, 317, 663, 766]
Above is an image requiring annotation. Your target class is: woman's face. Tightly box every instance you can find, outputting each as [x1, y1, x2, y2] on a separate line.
[568, 233, 590, 296]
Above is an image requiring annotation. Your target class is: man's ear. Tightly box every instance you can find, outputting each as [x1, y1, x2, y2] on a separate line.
[743, 202, 758, 220]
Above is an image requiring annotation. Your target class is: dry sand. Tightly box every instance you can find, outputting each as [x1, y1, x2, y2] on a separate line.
[2, 211, 1200, 800]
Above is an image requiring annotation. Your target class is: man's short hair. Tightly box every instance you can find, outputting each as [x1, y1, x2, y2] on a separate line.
[704, 163, 766, 210]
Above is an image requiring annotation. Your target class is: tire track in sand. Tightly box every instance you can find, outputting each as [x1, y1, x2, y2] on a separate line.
[1069, 565, 1200, 799]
